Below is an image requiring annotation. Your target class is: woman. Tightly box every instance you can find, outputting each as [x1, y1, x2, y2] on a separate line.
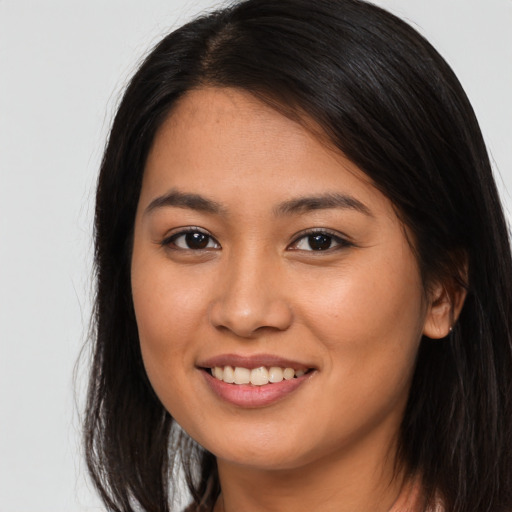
[84, 0, 512, 511]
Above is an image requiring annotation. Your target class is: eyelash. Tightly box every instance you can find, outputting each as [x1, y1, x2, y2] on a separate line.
[161, 227, 220, 251]
[161, 227, 352, 252]
[289, 228, 352, 252]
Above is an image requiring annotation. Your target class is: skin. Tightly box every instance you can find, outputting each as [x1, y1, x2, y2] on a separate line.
[131, 87, 457, 512]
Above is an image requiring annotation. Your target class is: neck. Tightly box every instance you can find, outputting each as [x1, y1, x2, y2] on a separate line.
[214, 433, 409, 512]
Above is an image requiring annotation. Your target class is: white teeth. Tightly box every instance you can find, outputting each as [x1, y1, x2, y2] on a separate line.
[234, 367, 251, 384]
[283, 367, 295, 380]
[211, 365, 309, 385]
[223, 365, 235, 383]
[268, 366, 284, 383]
[250, 367, 269, 386]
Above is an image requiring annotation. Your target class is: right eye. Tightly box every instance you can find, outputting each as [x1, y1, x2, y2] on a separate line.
[162, 229, 220, 250]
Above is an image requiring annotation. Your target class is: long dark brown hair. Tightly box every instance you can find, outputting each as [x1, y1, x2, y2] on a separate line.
[85, 1, 512, 511]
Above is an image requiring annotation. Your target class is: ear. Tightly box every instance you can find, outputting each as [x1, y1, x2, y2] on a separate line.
[422, 275, 467, 339]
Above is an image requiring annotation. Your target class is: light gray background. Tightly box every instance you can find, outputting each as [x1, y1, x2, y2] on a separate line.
[0, 1, 511, 511]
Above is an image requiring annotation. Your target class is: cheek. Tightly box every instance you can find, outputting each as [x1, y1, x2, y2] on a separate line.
[131, 263, 215, 432]
[289, 260, 426, 445]
[130, 251, 209, 398]
[296, 250, 426, 377]
[132, 252, 207, 344]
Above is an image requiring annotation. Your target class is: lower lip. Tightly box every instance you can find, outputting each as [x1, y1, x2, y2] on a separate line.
[201, 370, 313, 408]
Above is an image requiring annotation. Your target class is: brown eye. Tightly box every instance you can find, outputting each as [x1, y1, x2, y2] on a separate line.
[307, 234, 333, 251]
[290, 230, 350, 252]
[165, 230, 220, 250]
[184, 232, 210, 249]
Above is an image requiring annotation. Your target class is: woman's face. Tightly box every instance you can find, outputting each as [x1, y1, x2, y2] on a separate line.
[131, 87, 440, 472]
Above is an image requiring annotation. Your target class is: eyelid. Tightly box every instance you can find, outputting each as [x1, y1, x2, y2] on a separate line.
[159, 226, 351, 252]
[160, 226, 221, 249]
[287, 228, 352, 251]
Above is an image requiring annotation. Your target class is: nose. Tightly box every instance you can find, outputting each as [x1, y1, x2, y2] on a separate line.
[208, 251, 293, 338]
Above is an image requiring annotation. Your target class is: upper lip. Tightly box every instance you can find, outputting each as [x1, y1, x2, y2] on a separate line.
[198, 353, 314, 371]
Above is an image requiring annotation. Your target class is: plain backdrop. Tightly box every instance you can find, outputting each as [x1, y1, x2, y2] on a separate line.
[0, 1, 511, 511]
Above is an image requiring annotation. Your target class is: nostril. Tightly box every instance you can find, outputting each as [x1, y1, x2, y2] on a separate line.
[208, 296, 293, 338]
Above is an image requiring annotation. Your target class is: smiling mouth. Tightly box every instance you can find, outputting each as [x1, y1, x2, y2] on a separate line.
[206, 366, 314, 386]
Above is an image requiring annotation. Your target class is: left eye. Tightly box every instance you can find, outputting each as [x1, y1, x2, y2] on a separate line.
[292, 233, 346, 251]
[165, 231, 220, 250]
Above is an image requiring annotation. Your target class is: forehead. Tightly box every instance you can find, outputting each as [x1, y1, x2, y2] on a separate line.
[150, 87, 333, 176]
[146, 88, 360, 185]
[137, 87, 410, 239]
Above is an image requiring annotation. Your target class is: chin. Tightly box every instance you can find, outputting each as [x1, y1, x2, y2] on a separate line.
[191, 425, 319, 472]
[216, 447, 309, 472]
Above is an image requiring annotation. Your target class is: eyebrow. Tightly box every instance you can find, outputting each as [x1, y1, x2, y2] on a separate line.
[274, 193, 373, 217]
[144, 189, 372, 218]
[144, 189, 227, 216]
